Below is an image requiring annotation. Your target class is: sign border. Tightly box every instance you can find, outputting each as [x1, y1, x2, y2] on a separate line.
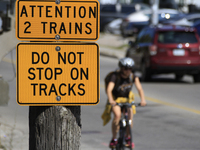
[16, 0, 99, 41]
[17, 42, 100, 105]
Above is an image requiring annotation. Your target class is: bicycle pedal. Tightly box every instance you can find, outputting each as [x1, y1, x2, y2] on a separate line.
[125, 143, 135, 149]
[125, 144, 130, 147]
[109, 145, 116, 149]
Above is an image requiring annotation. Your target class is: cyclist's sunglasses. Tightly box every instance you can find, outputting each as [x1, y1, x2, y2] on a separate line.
[123, 67, 132, 70]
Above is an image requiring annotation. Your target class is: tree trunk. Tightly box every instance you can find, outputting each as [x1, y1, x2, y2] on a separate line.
[29, 106, 81, 150]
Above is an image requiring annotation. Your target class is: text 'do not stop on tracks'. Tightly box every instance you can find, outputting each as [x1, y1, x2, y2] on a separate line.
[17, 42, 99, 105]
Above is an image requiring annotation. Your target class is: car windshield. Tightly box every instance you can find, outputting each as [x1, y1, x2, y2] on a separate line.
[158, 31, 198, 43]
[121, 6, 135, 14]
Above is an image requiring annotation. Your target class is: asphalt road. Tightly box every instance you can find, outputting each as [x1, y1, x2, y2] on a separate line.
[0, 51, 200, 150]
[81, 56, 200, 150]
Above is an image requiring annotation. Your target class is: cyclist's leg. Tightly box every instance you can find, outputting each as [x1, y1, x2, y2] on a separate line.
[126, 107, 133, 138]
[111, 105, 121, 139]
[128, 107, 133, 127]
[126, 107, 135, 148]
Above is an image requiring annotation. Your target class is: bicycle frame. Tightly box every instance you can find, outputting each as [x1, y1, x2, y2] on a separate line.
[116, 102, 135, 150]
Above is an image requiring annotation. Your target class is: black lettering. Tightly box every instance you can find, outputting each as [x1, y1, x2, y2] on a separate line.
[20, 5, 28, 17]
[48, 84, 58, 96]
[50, 22, 57, 34]
[59, 22, 66, 34]
[81, 68, 88, 80]
[78, 83, 85, 96]
[31, 83, 38, 96]
[68, 84, 76, 96]
[24, 21, 31, 33]
[58, 52, 66, 64]
[77, 52, 84, 64]
[75, 23, 82, 34]
[38, 6, 44, 17]
[69, 22, 72, 34]
[41, 52, 49, 64]
[37, 68, 44, 80]
[68, 52, 76, 64]
[74, 6, 76, 18]
[85, 23, 92, 34]
[45, 68, 53, 80]
[46, 6, 52, 17]
[79, 6, 86, 18]
[28, 68, 35, 80]
[55, 6, 62, 17]
[59, 83, 66, 96]
[41, 22, 47, 34]
[32, 52, 40, 64]
[40, 84, 47, 96]
[89, 7, 96, 18]
[71, 68, 78, 80]
[30, 5, 36, 17]
[55, 68, 62, 80]
[65, 6, 71, 18]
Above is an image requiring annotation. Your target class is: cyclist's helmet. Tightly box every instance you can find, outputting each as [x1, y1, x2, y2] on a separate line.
[118, 57, 135, 69]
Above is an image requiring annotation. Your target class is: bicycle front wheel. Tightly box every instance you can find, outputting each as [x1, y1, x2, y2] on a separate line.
[127, 124, 133, 150]
[117, 122, 126, 150]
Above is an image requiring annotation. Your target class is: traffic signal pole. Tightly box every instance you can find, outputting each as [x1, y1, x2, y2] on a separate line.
[150, 0, 159, 26]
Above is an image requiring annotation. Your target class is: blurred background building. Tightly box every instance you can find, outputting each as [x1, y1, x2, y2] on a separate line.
[99, 0, 200, 13]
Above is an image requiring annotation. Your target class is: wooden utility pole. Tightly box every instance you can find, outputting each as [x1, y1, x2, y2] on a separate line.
[29, 106, 81, 150]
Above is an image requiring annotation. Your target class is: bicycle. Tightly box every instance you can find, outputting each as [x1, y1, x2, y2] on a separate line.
[111, 101, 139, 150]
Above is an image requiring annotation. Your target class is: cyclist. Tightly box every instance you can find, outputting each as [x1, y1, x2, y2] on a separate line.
[104, 57, 146, 149]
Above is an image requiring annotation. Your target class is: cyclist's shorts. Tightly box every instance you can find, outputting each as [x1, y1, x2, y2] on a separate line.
[114, 91, 136, 115]
[101, 91, 136, 126]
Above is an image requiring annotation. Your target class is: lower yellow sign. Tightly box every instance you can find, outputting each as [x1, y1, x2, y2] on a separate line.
[17, 43, 99, 105]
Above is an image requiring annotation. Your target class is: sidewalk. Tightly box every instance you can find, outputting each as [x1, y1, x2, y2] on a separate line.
[97, 33, 133, 59]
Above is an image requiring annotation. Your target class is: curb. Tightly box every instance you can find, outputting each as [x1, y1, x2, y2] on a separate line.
[99, 46, 126, 59]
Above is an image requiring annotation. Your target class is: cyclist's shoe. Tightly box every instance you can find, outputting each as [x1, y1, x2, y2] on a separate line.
[109, 139, 118, 148]
[126, 137, 135, 148]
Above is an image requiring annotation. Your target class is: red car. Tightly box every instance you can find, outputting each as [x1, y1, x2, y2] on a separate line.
[126, 25, 200, 83]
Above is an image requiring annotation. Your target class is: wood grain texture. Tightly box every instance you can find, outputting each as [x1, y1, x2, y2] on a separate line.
[29, 106, 81, 150]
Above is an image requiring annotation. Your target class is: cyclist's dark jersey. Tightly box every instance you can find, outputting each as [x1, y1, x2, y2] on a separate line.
[110, 72, 136, 98]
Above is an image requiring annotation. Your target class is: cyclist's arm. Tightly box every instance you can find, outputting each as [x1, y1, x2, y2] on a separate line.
[134, 77, 146, 106]
[107, 81, 117, 106]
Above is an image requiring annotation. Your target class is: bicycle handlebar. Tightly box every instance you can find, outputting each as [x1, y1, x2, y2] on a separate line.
[116, 102, 141, 107]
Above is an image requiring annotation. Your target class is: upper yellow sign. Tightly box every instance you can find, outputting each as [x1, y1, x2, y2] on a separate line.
[16, 0, 99, 41]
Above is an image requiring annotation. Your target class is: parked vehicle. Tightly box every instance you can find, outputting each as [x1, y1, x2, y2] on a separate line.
[193, 19, 200, 36]
[126, 25, 200, 83]
[0, 17, 2, 34]
[120, 9, 181, 37]
[100, 3, 150, 32]
[162, 13, 200, 26]
[104, 18, 122, 34]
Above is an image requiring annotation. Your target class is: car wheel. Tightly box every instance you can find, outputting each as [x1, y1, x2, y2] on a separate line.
[175, 74, 184, 81]
[193, 73, 200, 83]
[141, 62, 151, 82]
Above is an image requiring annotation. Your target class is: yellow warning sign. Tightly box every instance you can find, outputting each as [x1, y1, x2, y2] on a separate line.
[16, 0, 99, 41]
[17, 43, 99, 105]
